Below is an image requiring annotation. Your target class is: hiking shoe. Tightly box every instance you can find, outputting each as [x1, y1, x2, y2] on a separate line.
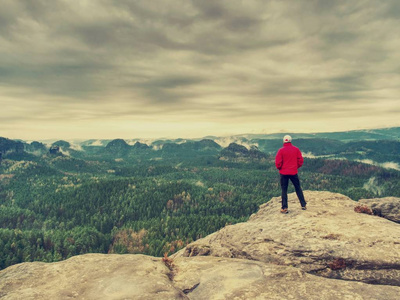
[301, 206, 307, 210]
[280, 208, 288, 214]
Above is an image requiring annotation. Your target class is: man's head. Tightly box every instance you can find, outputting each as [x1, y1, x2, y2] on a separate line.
[283, 135, 292, 143]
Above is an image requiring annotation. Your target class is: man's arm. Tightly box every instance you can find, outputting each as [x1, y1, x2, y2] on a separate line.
[297, 148, 304, 168]
[275, 149, 283, 170]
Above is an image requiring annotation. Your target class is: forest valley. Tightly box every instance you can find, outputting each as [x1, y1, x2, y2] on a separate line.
[0, 129, 399, 270]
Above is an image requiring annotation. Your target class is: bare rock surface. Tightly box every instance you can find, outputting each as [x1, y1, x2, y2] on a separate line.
[1, 191, 400, 299]
[2, 254, 400, 300]
[359, 196, 400, 223]
[173, 256, 400, 300]
[173, 191, 400, 286]
[0, 254, 185, 300]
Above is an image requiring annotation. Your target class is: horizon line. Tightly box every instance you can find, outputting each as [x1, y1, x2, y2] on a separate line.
[4, 125, 399, 143]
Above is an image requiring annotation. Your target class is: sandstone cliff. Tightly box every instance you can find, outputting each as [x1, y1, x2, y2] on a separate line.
[359, 196, 400, 224]
[1, 191, 399, 299]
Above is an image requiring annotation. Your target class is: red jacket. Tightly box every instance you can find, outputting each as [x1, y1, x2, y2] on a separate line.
[275, 142, 304, 175]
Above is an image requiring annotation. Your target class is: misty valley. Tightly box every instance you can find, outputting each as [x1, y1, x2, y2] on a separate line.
[0, 127, 399, 270]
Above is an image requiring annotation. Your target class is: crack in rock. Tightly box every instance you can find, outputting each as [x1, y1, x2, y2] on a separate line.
[182, 283, 200, 294]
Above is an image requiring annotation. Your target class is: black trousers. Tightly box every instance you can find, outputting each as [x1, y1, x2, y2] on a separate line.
[280, 174, 306, 209]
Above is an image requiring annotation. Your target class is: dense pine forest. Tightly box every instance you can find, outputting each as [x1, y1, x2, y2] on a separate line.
[0, 129, 400, 270]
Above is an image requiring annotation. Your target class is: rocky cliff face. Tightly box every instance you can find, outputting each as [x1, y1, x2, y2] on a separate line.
[174, 191, 400, 286]
[1, 191, 399, 299]
[359, 197, 400, 224]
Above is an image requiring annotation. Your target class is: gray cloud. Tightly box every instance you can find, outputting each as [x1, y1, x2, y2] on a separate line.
[0, 0, 399, 139]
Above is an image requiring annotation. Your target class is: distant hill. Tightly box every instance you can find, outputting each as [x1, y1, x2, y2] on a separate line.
[0, 137, 24, 154]
[105, 139, 131, 154]
[336, 140, 400, 164]
[337, 140, 400, 155]
[80, 139, 111, 147]
[220, 143, 267, 160]
[192, 139, 221, 150]
[161, 139, 221, 154]
[104, 139, 153, 157]
[255, 138, 345, 155]
[235, 127, 400, 142]
[52, 140, 71, 149]
[24, 141, 47, 154]
[132, 141, 151, 150]
[312, 128, 400, 141]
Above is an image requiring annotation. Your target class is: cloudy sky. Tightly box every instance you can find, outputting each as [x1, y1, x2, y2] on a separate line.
[1, 0, 399, 140]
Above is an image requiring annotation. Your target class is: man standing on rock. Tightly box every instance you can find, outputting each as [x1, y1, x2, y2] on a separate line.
[275, 135, 307, 213]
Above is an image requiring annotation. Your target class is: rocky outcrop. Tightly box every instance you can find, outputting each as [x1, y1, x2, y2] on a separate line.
[194, 139, 222, 150]
[173, 191, 400, 286]
[105, 139, 131, 155]
[172, 256, 400, 299]
[0, 137, 24, 155]
[1, 191, 400, 299]
[0, 255, 184, 300]
[52, 140, 71, 149]
[2, 253, 400, 300]
[49, 145, 60, 155]
[132, 141, 151, 150]
[220, 143, 248, 157]
[24, 141, 47, 154]
[220, 143, 267, 160]
[358, 197, 400, 223]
